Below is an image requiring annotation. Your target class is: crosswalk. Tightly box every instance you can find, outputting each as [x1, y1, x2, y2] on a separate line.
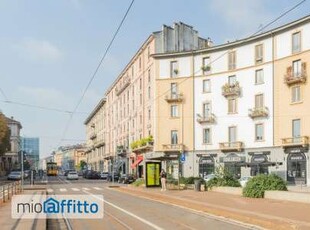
[46, 187, 104, 193]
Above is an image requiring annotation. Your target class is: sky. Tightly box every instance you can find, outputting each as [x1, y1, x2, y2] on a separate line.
[0, 0, 309, 158]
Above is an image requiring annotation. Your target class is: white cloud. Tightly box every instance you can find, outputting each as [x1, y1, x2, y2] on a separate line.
[16, 38, 63, 61]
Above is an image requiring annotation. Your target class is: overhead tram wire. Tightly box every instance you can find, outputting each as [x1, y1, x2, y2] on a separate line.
[58, 0, 135, 146]
[97, 0, 307, 132]
[0, 87, 9, 101]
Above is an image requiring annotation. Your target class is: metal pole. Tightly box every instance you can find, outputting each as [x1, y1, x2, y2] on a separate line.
[21, 151, 24, 192]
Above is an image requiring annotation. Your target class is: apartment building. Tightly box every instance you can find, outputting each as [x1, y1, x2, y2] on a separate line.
[85, 22, 208, 178]
[154, 15, 310, 184]
[274, 17, 310, 186]
[84, 98, 106, 171]
[54, 144, 86, 171]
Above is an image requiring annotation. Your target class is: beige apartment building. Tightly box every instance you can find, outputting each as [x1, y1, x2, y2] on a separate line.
[85, 22, 208, 178]
[84, 98, 106, 171]
[274, 18, 310, 185]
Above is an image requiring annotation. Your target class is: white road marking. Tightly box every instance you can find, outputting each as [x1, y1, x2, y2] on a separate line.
[82, 190, 163, 230]
[72, 188, 80, 191]
[60, 188, 67, 192]
[93, 187, 103, 190]
[47, 188, 54, 193]
[82, 188, 90, 191]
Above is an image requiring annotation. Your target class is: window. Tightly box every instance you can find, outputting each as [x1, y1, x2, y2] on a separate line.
[228, 75, 236, 85]
[132, 66, 134, 77]
[171, 105, 178, 117]
[148, 69, 151, 83]
[255, 94, 264, 108]
[148, 109, 151, 121]
[148, 86, 151, 99]
[203, 103, 211, 118]
[229, 126, 237, 143]
[139, 78, 142, 90]
[203, 79, 211, 93]
[228, 51, 236, 70]
[255, 69, 264, 84]
[255, 44, 263, 64]
[291, 86, 301, 103]
[202, 57, 211, 74]
[255, 124, 264, 141]
[203, 128, 211, 144]
[228, 98, 237, 113]
[292, 119, 301, 138]
[293, 60, 301, 77]
[170, 61, 178, 77]
[148, 46, 151, 60]
[292, 32, 301, 53]
[171, 83, 177, 96]
[140, 94, 142, 105]
[171, 130, 178, 144]
[139, 57, 142, 69]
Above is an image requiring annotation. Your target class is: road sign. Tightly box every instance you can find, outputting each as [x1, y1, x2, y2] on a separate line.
[180, 153, 185, 162]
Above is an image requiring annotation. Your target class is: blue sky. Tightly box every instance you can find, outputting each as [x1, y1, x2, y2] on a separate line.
[0, 0, 309, 158]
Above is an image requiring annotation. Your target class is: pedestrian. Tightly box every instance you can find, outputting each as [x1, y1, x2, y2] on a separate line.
[160, 169, 167, 191]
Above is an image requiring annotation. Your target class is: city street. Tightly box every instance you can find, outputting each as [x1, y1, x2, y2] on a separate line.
[46, 176, 250, 230]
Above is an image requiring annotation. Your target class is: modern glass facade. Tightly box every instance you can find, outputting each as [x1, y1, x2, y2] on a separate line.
[21, 137, 40, 170]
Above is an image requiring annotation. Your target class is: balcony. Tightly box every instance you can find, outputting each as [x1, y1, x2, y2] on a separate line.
[94, 139, 105, 148]
[222, 82, 241, 97]
[196, 113, 216, 124]
[132, 142, 154, 153]
[90, 133, 97, 140]
[162, 144, 184, 152]
[219, 142, 244, 152]
[282, 136, 309, 148]
[248, 106, 269, 119]
[165, 93, 183, 103]
[115, 78, 131, 96]
[284, 63, 307, 86]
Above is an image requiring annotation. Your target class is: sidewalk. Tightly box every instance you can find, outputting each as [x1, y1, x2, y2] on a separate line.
[0, 185, 46, 230]
[115, 186, 310, 230]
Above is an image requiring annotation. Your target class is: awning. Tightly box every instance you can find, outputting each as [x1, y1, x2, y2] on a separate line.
[131, 155, 143, 169]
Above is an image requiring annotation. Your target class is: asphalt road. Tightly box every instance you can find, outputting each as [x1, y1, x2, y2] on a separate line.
[46, 176, 251, 230]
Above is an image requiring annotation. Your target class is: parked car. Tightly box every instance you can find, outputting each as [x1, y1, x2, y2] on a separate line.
[100, 172, 109, 180]
[239, 176, 252, 187]
[203, 174, 216, 183]
[118, 174, 136, 184]
[7, 171, 22, 180]
[85, 171, 101, 179]
[107, 172, 120, 182]
[64, 170, 75, 176]
[67, 171, 79, 180]
[82, 170, 92, 178]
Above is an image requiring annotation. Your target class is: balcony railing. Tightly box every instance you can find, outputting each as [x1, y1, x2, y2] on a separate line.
[116, 145, 127, 156]
[248, 106, 269, 119]
[162, 144, 184, 152]
[90, 133, 97, 140]
[222, 82, 241, 97]
[196, 113, 216, 124]
[115, 78, 131, 96]
[284, 63, 307, 85]
[219, 141, 244, 152]
[132, 142, 154, 153]
[282, 136, 309, 148]
[94, 139, 105, 148]
[165, 93, 183, 103]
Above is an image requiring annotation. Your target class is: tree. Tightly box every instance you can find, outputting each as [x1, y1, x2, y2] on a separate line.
[76, 160, 87, 170]
[0, 113, 10, 155]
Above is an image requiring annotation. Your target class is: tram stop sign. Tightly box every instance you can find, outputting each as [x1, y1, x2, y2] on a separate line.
[180, 152, 185, 163]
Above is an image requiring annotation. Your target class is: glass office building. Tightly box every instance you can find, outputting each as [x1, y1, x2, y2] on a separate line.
[21, 137, 40, 170]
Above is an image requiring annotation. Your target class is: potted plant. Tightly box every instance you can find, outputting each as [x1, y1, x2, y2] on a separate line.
[201, 65, 211, 72]
[173, 69, 179, 75]
[146, 135, 154, 145]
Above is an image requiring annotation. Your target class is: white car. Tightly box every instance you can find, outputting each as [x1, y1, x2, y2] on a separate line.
[239, 176, 252, 187]
[7, 171, 22, 180]
[67, 171, 79, 180]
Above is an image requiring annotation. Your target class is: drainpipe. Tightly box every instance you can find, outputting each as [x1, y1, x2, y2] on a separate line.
[192, 51, 195, 177]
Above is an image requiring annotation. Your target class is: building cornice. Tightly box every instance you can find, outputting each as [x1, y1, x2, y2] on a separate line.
[84, 98, 106, 125]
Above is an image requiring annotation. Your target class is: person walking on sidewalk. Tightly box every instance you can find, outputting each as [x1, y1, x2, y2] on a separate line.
[160, 169, 167, 191]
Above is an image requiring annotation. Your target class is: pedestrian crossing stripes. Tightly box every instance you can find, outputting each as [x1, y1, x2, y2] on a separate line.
[46, 187, 104, 193]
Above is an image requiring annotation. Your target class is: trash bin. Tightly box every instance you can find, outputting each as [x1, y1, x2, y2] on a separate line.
[194, 179, 201, 192]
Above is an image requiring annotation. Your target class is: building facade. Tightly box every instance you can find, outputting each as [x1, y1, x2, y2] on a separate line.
[85, 22, 208, 177]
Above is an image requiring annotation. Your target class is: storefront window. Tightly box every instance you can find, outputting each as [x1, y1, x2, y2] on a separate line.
[199, 156, 214, 177]
[287, 152, 306, 184]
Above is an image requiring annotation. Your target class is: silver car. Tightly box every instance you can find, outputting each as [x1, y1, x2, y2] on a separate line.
[7, 171, 22, 180]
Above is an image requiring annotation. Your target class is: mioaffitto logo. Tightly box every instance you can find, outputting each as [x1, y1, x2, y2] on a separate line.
[12, 195, 104, 219]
